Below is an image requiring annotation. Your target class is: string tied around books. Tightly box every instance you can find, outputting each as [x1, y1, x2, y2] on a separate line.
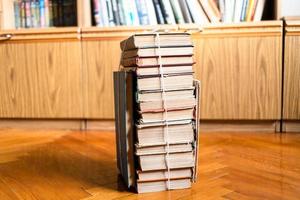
[154, 32, 171, 191]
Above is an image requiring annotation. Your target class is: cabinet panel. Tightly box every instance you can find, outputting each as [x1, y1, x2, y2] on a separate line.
[0, 41, 83, 118]
[283, 21, 300, 120]
[193, 22, 282, 120]
[82, 40, 122, 119]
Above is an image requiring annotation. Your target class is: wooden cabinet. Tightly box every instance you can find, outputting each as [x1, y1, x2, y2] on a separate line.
[193, 21, 283, 120]
[0, 28, 83, 118]
[0, 23, 285, 121]
[283, 21, 300, 120]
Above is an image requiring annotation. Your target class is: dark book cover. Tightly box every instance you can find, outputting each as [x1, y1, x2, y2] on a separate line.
[152, 0, 165, 24]
[111, 0, 120, 25]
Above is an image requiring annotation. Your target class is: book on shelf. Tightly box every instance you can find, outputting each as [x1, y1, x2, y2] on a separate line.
[12, 0, 77, 29]
[114, 32, 200, 193]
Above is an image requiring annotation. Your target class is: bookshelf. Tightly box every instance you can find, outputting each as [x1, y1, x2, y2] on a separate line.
[0, 0, 278, 30]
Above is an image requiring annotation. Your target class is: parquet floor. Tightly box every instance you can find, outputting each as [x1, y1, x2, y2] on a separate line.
[0, 129, 299, 200]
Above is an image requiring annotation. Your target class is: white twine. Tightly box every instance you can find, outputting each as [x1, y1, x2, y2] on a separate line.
[155, 32, 171, 190]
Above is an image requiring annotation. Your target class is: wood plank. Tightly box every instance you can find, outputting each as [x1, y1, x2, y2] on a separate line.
[0, 119, 84, 130]
[0, 130, 300, 199]
[193, 26, 282, 120]
[82, 39, 123, 119]
[283, 21, 300, 119]
[0, 41, 83, 118]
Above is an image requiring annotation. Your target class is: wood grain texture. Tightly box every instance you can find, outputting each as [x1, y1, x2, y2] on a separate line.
[0, 129, 299, 199]
[193, 26, 282, 120]
[283, 21, 300, 120]
[0, 41, 83, 118]
[82, 39, 123, 119]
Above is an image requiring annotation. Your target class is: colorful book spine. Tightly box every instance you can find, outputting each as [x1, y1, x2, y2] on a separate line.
[153, 0, 165, 24]
[40, 0, 45, 27]
[57, 0, 63, 26]
[169, 0, 185, 24]
[31, 0, 37, 27]
[111, 0, 121, 25]
[100, 0, 109, 26]
[48, 0, 53, 26]
[14, 0, 21, 29]
[117, 0, 126, 25]
[25, 0, 31, 28]
[135, 0, 149, 25]
[145, 0, 157, 25]
[240, 0, 249, 21]
[44, 0, 50, 26]
[20, 0, 26, 28]
[106, 0, 115, 26]
[159, 0, 176, 24]
[93, 0, 102, 26]
[52, 0, 58, 26]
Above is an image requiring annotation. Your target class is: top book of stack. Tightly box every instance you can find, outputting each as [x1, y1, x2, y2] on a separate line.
[115, 33, 200, 193]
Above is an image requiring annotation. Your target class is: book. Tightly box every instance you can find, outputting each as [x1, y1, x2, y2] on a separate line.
[153, 0, 165, 24]
[135, 0, 149, 25]
[117, 0, 126, 25]
[13, 0, 20, 29]
[93, 0, 102, 26]
[111, 0, 120, 25]
[122, 46, 194, 58]
[136, 144, 193, 155]
[136, 122, 195, 146]
[253, 0, 266, 21]
[145, 0, 158, 25]
[121, 56, 194, 67]
[113, 71, 136, 188]
[137, 178, 191, 193]
[158, 0, 176, 24]
[40, 0, 45, 27]
[178, 0, 193, 23]
[199, 0, 221, 22]
[25, 0, 31, 27]
[137, 168, 192, 181]
[186, 0, 209, 24]
[169, 0, 185, 24]
[120, 33, 192, 50]
[234, 0, 243, 22]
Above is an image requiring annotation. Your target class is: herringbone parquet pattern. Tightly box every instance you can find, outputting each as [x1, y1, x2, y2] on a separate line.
[0, 129, 299, 200]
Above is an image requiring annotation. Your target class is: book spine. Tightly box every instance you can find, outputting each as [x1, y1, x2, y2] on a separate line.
[40, 0, 45, 27]
[30, 0, 37, 28]
[178, 0, 192, 23]
[44, 0, 49, 26]
[246, 0, 254, 21]
[240, 0, 249, 21]
[14, 0, 21, 29]
[186, 0, 209, 24]
[57, 0, 63, 26]
[20, 0, 26, 28]
[35, 0, 40, 27]
[51, 0, 57, 26]
[135, 0, 149, 25]
[111, 0, 120, 25]
[153, 0, 165, 24]
[250, 0, 258, 21]
[253, 0, 266, 21]
[169, 0, 185, 24]
[218, 0, 225, 22]
[145, 0, 157, 25]
[100, 0, 109, 26]
[48, 0, 53, 26]
[25, 0, 31, 28]
[117, 0, 126, 25]
[159, 0, 176, 24]
[106, 0, 115, 26]
[93, 0, 102, 26]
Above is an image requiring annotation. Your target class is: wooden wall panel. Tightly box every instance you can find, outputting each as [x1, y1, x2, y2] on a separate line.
[283, 21, 300, 120]
[0, 41, 83, 118]
[82, 39, 122, 119]
[193, 22, 282, 120]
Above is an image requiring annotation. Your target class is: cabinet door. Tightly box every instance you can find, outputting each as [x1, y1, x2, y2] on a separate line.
[82, 39, 122, 119]
[283, 21, 300, 120]
[0, 30, 83, 118]
[193, 22, 282, 120]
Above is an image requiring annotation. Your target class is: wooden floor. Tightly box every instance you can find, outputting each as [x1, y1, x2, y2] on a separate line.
[0, 130, 299, 200]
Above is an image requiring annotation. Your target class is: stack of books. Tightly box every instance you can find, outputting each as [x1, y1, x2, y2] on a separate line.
[114, 33, 200, 193]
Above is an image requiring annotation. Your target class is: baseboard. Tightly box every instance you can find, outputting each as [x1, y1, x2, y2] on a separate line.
[282, 120, 300, 133]
[0, 119, 282, 133]
[200, 120, 280, 133]
[0, 119, 85, 130]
